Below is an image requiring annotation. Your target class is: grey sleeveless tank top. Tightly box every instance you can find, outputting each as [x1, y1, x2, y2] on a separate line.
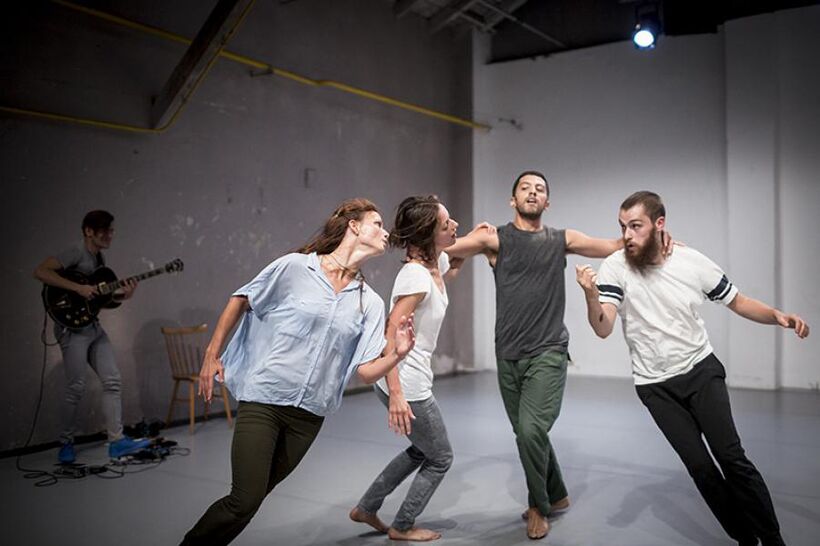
[493, 223, 569, 360]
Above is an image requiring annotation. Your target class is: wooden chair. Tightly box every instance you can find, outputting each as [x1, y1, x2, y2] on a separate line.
[161, 324, 233, 433]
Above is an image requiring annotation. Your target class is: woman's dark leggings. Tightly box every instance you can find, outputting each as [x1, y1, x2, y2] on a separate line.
[181, 402, 324, 546]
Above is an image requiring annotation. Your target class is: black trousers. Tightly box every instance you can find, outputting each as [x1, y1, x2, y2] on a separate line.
[181, 402, 324, 546]
[636, 354, 785, 546]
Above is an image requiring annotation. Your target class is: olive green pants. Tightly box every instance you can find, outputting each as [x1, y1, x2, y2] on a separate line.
[497, 348, 568, 517]
[181, 401, 324, 545]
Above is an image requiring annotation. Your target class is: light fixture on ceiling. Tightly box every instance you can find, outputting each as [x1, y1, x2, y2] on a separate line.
[632, 3, 661, 49]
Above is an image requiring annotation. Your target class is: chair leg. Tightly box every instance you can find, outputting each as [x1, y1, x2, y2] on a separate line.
[221, 384, 233, 428]
[188, 381, 195, 434]
[166, 379, 180, 427]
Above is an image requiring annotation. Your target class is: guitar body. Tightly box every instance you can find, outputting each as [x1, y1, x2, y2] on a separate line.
[43, 267, 119, 329]
[42, 259, 183, 329]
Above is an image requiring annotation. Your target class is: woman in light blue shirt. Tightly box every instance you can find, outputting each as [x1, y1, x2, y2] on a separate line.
[182, 198, 416, 546]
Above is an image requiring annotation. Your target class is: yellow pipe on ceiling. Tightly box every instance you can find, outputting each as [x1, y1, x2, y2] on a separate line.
[1, 0, 490, 133]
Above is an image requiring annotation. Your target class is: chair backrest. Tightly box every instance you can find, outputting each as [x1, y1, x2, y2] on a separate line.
[161, 324, 209, 379]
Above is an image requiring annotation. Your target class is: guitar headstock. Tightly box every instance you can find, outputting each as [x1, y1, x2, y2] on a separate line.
[165, 258, 184, 273]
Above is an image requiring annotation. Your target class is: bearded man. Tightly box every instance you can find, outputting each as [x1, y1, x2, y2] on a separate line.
[575, 190, 809, 546]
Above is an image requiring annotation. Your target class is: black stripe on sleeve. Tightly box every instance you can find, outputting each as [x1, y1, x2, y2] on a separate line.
[597, 284, 623, 302]
[706, 275, 733, 301]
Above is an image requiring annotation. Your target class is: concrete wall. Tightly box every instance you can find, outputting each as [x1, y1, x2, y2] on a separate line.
[472, 6, 819, 389]
[726, 10, 820, 389]
[0, 0, 474, 451]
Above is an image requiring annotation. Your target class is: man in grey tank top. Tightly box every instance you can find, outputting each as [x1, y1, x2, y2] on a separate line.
[448, 171, 630, 539]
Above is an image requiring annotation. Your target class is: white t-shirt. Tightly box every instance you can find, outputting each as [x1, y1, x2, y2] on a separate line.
[596, 246, 738, 385]
[377, 252, 450, 401]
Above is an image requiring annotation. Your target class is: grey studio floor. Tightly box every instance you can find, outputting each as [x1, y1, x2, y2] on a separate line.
[4, 371, 820, 546]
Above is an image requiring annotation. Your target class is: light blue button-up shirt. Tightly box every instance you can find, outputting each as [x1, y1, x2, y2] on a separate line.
[220, 252, 386, 416]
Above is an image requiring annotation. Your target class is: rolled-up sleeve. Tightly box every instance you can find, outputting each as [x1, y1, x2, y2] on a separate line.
[233, 255, 293, 318]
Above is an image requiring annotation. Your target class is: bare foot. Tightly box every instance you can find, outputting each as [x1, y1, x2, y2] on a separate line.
[349, 506, 388, 534]
[526, 507, 549, 540]
[550, 496, 571, 514]
[388, 526, 442, 542]
[520, 497, 571, 521]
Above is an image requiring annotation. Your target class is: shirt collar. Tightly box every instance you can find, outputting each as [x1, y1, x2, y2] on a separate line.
[306, 252, 365, 294]
[306, 251, 320, 271]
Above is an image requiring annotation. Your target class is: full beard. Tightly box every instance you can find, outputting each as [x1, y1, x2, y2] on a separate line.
[624, 228, 661, 274]
[516, 204, 543, 221]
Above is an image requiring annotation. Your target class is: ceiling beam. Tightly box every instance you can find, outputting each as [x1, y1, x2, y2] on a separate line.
[456, 10, 491, 32]
[393, 0, 425, 18]
[150, 0, 254, 129]
[430, 0, 480, 33]
[482, 0, 530, 31]
[474, 0, 565, 48]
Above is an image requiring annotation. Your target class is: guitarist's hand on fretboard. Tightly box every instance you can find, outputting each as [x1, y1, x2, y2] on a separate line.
[42, 258, 182, 329]
[115, 278, 139, 301]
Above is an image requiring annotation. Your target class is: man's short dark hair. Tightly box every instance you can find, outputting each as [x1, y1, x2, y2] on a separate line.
[620, 191, 666, 222]
[82, 210, 114, 233]
[512, 171, 550, 197]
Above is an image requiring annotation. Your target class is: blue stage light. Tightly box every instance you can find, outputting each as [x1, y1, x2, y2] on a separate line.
[633, 3, 661, 50]
[633, 27, 656, 48]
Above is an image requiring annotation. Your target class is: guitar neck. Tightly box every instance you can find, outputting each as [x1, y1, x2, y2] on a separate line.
[102, 268, 166, 293]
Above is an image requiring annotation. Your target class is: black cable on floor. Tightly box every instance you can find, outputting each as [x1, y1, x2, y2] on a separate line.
[15, 312, 63, 486]
[16, 312, 190, 487]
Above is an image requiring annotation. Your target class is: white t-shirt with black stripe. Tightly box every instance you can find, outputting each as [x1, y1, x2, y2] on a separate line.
[596, 246, 738, 385]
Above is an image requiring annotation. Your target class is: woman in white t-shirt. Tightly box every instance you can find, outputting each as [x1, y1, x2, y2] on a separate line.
[349, 195, 463, 542]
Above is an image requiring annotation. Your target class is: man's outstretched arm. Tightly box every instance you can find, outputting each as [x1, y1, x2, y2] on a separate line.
[565, 229, 623, 258]
[446, 223, 499, 260]
[566, 229, 675, 258]
[727, 293, 810, 338]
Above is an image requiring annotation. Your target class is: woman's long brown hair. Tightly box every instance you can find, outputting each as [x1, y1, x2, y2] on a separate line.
[296, 198, 380, 255]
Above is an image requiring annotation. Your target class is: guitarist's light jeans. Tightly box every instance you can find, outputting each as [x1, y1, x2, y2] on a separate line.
[55, 322, 123, 443]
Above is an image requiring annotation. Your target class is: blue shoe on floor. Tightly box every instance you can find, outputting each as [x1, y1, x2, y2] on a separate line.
[58, 442, 76, 464]
[108, 436, 152, 458]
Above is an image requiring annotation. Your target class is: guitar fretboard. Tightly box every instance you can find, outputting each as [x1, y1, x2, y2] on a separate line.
[99, 267, 171, 294]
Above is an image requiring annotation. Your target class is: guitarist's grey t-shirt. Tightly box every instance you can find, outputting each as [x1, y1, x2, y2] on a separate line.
[55, 244, 104, 276]
[53, 244, 105, 331]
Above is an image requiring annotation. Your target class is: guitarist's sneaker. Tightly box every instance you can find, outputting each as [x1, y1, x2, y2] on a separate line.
[58, 442, 76, 464]
[109, 436, 152, 459]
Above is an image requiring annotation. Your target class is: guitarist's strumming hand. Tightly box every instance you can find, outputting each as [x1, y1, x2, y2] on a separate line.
[74, 283, 98, 300]
[199, 349, 225, 403]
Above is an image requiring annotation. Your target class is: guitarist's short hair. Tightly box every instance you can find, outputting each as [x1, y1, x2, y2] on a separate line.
[82, 210, 114, 233]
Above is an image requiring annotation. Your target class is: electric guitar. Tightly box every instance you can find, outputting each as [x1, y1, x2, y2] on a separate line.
[42, 258, 184, 328]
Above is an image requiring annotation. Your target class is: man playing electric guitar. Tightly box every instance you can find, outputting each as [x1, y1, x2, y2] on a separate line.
[34, 210, 151, 463]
